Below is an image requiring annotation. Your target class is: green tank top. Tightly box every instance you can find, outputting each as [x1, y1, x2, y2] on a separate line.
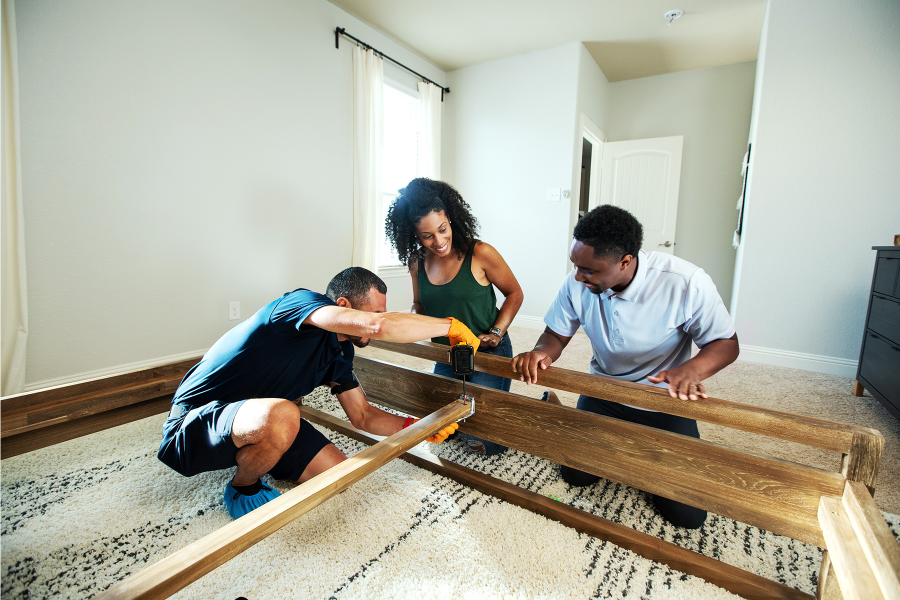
[418, 241, 499, 345]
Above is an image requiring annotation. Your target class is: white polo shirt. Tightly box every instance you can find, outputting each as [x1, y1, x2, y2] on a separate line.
[544, 250, 735, 396]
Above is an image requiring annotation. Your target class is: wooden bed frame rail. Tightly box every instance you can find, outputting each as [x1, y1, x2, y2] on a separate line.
[1, 342, 895, 600]
[369, 340, 882, 486]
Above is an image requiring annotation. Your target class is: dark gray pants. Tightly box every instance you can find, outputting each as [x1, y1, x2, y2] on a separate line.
[560, 394, 708, 529]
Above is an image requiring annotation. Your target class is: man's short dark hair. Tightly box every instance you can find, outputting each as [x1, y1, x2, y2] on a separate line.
[573, 205, 643, 259]
[326, 267, 387, 305]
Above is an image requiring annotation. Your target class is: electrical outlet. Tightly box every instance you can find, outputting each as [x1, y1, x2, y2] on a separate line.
[229, 301, 240, 321]
[547, 188, 561, 202]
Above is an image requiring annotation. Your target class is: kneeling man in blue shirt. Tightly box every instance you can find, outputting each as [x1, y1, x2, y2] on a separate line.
[158, 267, 478, 519]
[512, 205, 739, 529]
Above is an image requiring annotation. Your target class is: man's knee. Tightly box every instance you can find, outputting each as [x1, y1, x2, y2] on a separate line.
[233, 398, 301, 449]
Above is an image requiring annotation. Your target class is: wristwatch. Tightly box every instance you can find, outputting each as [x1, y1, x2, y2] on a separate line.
[489, 326, 503, 337]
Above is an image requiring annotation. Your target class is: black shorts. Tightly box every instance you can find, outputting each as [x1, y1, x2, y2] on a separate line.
[157, 400, 332, 481]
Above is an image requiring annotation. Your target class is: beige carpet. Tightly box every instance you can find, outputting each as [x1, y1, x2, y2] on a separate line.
[360, 326, 900, 515]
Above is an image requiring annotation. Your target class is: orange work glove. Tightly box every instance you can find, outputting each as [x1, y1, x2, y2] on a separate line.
[447, 318, 481, 353]
[403, 417, 459, 443]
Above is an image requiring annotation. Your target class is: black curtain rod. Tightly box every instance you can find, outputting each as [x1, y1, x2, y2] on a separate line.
[335, 27, 449, 101]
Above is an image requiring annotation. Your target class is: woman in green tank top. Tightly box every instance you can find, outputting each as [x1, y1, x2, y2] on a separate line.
[385, 178, 524, 456]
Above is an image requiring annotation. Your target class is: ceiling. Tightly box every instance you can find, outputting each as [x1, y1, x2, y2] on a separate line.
[328, 0, 766, 81]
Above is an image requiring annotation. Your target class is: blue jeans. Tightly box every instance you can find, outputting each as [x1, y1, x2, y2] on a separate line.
[433, 334, 512, 456]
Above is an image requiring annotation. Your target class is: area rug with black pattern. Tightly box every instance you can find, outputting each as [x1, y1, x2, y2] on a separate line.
[3, 388, 898, 599]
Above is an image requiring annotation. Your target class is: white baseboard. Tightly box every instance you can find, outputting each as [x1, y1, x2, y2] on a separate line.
[23, 348, 208, 393]
[510, 314, 547, 331]
[738, 345, 858, 378]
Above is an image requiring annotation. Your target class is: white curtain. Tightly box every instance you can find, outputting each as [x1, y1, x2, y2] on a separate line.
[0, 0, 28, 396]
[351, 47, 383, 271]
[417, 82, 442, 180]
[1, 0, 28, 395]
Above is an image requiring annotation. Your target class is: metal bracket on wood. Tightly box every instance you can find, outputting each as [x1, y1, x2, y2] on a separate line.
[458, 394, 475, 421]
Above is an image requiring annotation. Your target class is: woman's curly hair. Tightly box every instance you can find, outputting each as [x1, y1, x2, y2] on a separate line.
[385, 178, 479, 268]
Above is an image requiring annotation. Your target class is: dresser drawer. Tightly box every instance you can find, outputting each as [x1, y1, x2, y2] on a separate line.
[869, 295, 900, 346]
[873, 254, 900, 296]
[859, 332, 900, 408]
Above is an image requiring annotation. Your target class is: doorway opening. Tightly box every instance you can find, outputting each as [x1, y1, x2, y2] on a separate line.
[579, 137, 592, 218]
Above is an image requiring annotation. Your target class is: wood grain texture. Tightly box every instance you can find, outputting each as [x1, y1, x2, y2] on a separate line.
[1, 375, 182, 435]
[1, 396, 173, 458]
[0, 356, 199, 435]
[93, 400, 472, 600]
[818, 497, 885, 600]
[0, 357, 197, 410]
[841, 481, 900, 598]
[369, 340, 879, 454]
[355, 355, 843, 547]
[841, 433, 885, 493]
[816, 552, 844, 600]
[298, 405, 814, 600]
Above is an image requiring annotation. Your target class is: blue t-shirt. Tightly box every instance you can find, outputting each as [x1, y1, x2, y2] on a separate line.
[172, 289, 356, 407]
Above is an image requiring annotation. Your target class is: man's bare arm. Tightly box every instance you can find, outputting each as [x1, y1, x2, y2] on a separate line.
[510, 327, 573, 384]
[304, 306, 452, 342]
[647, 333, 739, 400]
[334, 386, 457, 442]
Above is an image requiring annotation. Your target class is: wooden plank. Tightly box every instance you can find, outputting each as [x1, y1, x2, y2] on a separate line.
[369, 340, 879, 454]
[93, 400, 472, 600]
[816, 551, 844, 600]
[0, 356, 198, 413]
[841, 433, 884, 494]
[1, 373, 183, 435]
[818, 496, 884, 600]
[1, 396, 173, 459]
[299, 405, 814, 600]
[355, 355, 843, 547]
[841, 481, 900, 598]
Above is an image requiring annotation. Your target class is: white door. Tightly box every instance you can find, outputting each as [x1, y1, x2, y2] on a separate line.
[597, 136, 683, 254]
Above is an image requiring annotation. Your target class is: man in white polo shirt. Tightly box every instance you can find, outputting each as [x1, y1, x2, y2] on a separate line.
[512, 205, 739, 529]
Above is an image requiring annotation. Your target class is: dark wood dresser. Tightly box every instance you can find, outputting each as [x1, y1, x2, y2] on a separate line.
[854, 246, 900, 419]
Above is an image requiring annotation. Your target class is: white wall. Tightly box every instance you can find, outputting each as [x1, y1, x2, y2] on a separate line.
[444, 42, 611, 324]
[568, 44, 612, 246]
[607, 61, 757, 308]
[731, 0, 900, 376]
[14, 0, 445, 388]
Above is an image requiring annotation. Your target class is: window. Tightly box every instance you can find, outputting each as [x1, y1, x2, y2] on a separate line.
[380, 83, 420, 268]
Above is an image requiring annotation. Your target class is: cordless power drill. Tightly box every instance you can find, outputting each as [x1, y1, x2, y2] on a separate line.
[449, 343, 475, 406]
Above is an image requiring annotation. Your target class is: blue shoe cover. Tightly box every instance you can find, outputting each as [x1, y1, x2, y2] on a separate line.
[224, 480, 281, 519]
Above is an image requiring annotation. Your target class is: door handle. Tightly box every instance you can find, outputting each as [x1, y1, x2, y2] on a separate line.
[659, 241, 672, 247]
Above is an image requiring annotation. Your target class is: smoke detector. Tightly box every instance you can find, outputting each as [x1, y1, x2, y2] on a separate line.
[664, 9, 684, 24]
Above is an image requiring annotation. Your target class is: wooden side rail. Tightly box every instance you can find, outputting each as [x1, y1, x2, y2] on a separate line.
[817, 481, 900, 600]
[368, 340, 882, 456]
[94, 400, 472, 600]
[298, 404, 814, 600]
[1, 356, 200, 439]
[354, 356, 843, 547]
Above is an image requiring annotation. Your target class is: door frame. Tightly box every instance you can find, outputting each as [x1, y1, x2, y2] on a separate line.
[582, 118, 605, 212]
[568, 113, 607, 258]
